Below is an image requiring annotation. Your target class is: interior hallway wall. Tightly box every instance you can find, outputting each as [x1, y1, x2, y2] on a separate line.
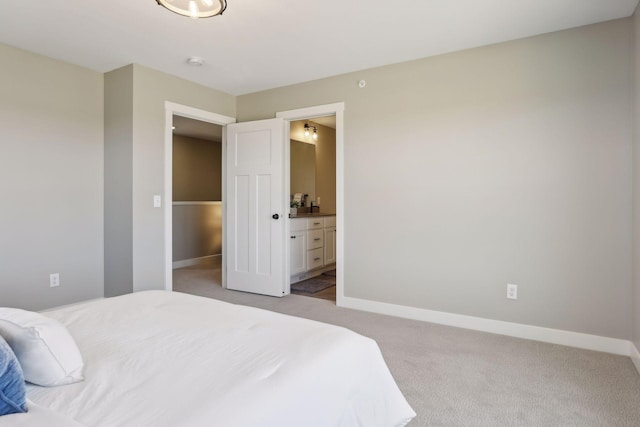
[172, 134, 222, 262]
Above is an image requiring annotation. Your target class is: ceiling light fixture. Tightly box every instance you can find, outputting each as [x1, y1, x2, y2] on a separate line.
[156, 0, 227, 19]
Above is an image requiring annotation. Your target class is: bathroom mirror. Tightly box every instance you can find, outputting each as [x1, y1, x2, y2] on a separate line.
[290, 139, 316, 204]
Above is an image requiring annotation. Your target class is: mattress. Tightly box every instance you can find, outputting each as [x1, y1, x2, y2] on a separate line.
[14, 291, 415, 426]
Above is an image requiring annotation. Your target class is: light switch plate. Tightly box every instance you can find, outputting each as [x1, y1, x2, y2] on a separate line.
[153, 195, 162, 208]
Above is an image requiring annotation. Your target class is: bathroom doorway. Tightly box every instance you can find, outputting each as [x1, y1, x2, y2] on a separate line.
[288, 117, 337, 302]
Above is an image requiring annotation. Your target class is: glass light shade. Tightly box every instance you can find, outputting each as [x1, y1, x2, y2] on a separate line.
[156, 0, 227, 19]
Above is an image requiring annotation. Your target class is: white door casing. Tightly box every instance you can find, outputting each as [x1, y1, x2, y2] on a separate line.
[225, 118, 286, 296]
[276, 102, 344, 305]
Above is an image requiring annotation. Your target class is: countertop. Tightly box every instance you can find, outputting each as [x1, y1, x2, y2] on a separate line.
[289, 212, 336, 218]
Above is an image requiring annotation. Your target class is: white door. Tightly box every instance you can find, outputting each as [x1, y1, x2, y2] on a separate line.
[226, 118, 286, 296]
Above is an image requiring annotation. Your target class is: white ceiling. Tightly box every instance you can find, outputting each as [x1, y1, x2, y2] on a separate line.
[0, 0, 637, 95]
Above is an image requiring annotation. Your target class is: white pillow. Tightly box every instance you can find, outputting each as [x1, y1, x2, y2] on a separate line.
[0, 308, 84, 387]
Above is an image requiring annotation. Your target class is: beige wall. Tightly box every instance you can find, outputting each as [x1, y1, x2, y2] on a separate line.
[633, 8, 640, 352]
[238, 19, 633, 339]
[172, 134, 222, 201]
[0, 43, 104, 310]
[103, 64, 235, 294]
[104, 65, 134, 297]
[172, 203, 222, 261]
[313, 122, 336, 214]
[172, 134, 223, 262]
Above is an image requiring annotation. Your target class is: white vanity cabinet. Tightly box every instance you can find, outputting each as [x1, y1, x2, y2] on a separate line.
[290, 215, 336, 283]
[289, 230, 307, 275]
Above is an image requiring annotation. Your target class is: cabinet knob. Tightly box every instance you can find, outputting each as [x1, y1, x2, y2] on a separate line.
[272, 213, 280, 220]
[290, 235, 296, 239]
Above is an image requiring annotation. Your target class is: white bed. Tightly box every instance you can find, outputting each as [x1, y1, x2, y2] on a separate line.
[4, 291, 415, 426]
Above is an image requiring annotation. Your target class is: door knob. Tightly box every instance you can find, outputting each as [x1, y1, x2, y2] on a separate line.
[272, 213, 279, 220]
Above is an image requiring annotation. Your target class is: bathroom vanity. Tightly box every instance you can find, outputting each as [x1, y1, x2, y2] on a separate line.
[289, 214, 336, 284]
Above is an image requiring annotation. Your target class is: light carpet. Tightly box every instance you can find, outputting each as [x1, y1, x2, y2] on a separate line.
[173, 265, 640, 426]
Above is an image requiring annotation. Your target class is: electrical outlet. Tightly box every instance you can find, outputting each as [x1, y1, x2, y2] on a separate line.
[507, 283, 517, 300]
[50, 273, 60, 288]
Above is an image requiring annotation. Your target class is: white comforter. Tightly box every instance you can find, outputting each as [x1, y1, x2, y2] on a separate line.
[23, 291, 415, 427]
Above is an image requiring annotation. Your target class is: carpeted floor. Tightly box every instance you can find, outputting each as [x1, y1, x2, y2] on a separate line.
[173, 261, 640, 426]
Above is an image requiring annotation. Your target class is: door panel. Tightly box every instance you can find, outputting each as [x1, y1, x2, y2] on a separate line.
[235, 175, 250, 272]
[226, 118, 285, 296]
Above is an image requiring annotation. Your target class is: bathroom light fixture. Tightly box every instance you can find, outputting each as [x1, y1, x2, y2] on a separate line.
[304, 123, 318, 140]
[156, 0, 227, 19]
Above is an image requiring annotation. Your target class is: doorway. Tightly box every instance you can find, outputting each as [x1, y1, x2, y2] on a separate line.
[163, 102, 235, 292]
[288, 117, 337, 302]
[171, 115, 224, 292]
[164, 101, 344, 307]
[277, 102, 345, 306]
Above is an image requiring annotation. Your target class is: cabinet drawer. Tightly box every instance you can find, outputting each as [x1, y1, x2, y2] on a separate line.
[307, 218, 324, 230]
[291, 218, 307, 232]
[307, 229, 324, 250]
[307, 248, 324, 270]
[324, 216, 336, 227]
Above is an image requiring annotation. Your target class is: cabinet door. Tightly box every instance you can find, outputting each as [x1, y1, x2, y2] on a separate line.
[324, 227, 336, 265]
[290, 231, 307, 275]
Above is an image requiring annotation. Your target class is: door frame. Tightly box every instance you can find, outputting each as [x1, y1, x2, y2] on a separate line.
[163, 101, 236, 291]
[276, 102, 345, 306]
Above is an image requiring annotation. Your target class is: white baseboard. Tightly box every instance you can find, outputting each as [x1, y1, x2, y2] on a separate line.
[172, 254, 220, 269]
[631, 342, 640, 375]
[341, 296, 631, 357]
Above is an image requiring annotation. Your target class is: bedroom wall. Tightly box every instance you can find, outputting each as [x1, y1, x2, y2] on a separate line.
[130, 65, 235, 292]
[104, 65, 134, 297]
[237, 19, 634, 340]
[632, 8, 640, 358]
[0, 43, 104, 310]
